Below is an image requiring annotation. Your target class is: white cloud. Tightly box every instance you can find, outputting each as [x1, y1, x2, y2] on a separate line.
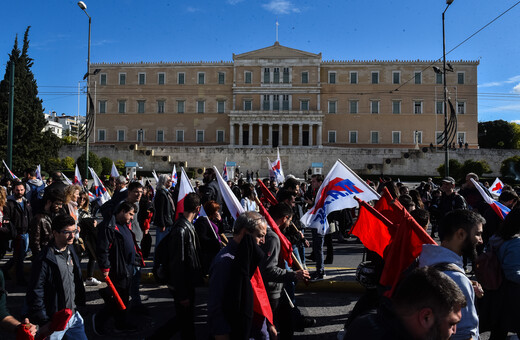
[479, 75, 520, 88]
[513, 83, 520, 94]
[262, 0, 300, 14]
[512, 120, 520, 124]
[227, 0, 244, 4]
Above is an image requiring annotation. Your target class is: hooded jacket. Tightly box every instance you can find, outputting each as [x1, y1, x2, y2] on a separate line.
[418, 244, 478, 340]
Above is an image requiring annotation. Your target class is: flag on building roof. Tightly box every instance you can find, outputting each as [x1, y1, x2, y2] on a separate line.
[471, 178, 510, 220]
[489, 177, 504, 197]
[111, 162, 120, 178]
[74, 164, 82, 185]
[89, 167, 111, 205]
[171, 165, 178, 188]
[301, 159, 380, 235]
[2, 160, 18, 180]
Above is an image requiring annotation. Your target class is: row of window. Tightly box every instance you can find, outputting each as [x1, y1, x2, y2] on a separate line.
[330, 99, 466, 115]
[327, 130, 466, 144]
[98, 69, 466, 86]
[98, 129, 226, 143]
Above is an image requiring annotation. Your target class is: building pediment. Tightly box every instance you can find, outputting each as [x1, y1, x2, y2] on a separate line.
[233, 42, 321, 61]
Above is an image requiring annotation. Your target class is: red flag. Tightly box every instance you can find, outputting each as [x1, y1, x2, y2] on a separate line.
[176, 167, 195, 219]
[105, 276, 127, 310]
[374, 187, 405, 224]
[349, 199, 396, 258]
[251, 268, 274, 325]
[257, 200, 293, 267]
[379, 204, 437, 296]
[257, 179, 278, 206]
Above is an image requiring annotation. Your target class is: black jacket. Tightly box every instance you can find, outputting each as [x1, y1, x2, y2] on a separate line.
[97, 216, 142, 289]
[26, 242, 85, 326]
[153, 188, 176, 229]
[166, 215, 202, 300]
[200, 180, 223, 208]
[4, 196, 32, 238]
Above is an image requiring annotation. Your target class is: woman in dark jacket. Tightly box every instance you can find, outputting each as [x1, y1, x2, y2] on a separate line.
[194, 200, 225, 275]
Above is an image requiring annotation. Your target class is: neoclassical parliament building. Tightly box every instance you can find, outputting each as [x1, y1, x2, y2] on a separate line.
[91, 42, 479, 150]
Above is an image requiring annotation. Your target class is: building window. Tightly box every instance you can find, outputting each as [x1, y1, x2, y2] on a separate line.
[138, 73, 146, 85]
[414, 71, 422, 84]
[436, 73, 443, 84]
[217, 100, 225, 113]
[371, 100, 379, 114]
[283, 68, 290, 83]
[198, 73, 205, 85]
[263, 95, 270, 111]
[282, 95, 289, 110]
[118, 100, 126, 113]
[176, 130, 184, 142]
[157, 100, 165, 113]
[371, 131, 379, 144]
[328, 101, 337, 114]
[300, 100, 309, 111]
[457, 72, 465, 84]
[350, 71, 358, 84]
[158, 73, 165, 85]
[301, 72, 308, 84]
[350, 100, 358, 114]
[244, 100, 252, 111]
[119, 73, 126, 85]
[178, 72, 185, 85]
[457, 132, 466, 144]
[457, 101, 466, 114]
[273, 68, 280, 83]
[218, 72, 225, 84]
[392, 71, 400, 84]
[117, 130, 125, 142]
[371, 71, 379, 84]
[263, 68, 270, 83]
[197, 100, 205, 114]
[100, 73, 107, 85]
[436, 131, 444, 144]
[328, 131, 336, 143]
[329, 72, 336, 84]
[273, 95, 280, 110]
[196, 130, 204, 143]
[137, 130, 145, 142]
[414, 100, 423, 114]
[436, 101, 444, 114]
[217, 130, 225, 143]
[392, 131, 401, 144]
[98, 129, 106, 141]
[137, 100, 145, 113]
[414, 131, 423, 144]
[157, 130, 164, 142]
[349, 131, 358, 144]
[245, 71, 252, 84]
[392, 100, 401, 114]
[99, 100, 107, 114]
[177, 100, 185, 114]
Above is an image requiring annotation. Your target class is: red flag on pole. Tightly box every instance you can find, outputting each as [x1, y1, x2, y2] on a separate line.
[257, 179, 278, 206]
[251, 268, 273, 325]
[374, 187, 405, 224]
[257, 199, 293, 267]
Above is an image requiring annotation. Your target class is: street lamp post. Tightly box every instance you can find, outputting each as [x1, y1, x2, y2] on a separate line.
[78, 1, 91, 180]
[442, 0, 454, 177]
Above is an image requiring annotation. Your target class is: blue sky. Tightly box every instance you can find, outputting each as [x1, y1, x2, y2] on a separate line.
[1, 0, 519, 123]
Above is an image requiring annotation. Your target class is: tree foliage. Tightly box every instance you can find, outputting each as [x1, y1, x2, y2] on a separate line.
[500, 156, 520, 182]
[478, 120, 519, 149]
[0, 27, 62, 174]
[100, 157, 112, 177]
[460, 160, 492, 178]
[115, 160, 125, 174]
[76, 152, 102, 179]
[437, 159, 463, 180]
[61, 156, 75, 170]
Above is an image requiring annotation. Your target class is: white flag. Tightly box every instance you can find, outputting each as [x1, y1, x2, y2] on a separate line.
[213, 165, 244, 220]
[111, 162, 120, 178]
[74, 164, 82, 185]
[89, 167, 111, 205]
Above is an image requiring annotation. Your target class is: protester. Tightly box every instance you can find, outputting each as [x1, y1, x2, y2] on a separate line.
[153, 174, 175, 248]
[194, 200, 225, 275]
[0, 269, 37, 336]
[29, 189, 64, 260]
[77, 191, 101, 286]
[63, 185, 81, 225]
[200, 168, 223, 208]
[0, 187, 9, 260]
[240, 183, 258, 212]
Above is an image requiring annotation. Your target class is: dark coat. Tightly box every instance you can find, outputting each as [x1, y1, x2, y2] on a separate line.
[4, 196, 32, 238]
[194, 216, 222, 275]
[153, 188, 176, 229]
[26, 242, 85, 326]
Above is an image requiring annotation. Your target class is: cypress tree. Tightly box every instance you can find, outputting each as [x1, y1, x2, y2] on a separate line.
[0, 26, 62, 174]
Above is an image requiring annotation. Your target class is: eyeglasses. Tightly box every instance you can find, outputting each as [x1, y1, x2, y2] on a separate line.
[60, 229, 79, 236]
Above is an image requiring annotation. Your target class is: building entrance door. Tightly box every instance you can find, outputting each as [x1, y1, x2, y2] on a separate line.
[302, 131, 309, 146]
[243, 130, 249, 146]
[272, 131, 279, 148]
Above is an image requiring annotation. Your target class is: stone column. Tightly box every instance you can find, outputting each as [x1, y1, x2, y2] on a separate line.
[229, 123, 234, 146]
[299, 124, 303, 146]
[309, 124, 313, 146]
[268, 124, 273, 147]
[249, 123, 253, 146]
[317, 123, 322, 147]
[239, 123, 243, 146]
[279, 123, 283, 146]
[288, 124, 293, 146]
[258, 123, 263, 146]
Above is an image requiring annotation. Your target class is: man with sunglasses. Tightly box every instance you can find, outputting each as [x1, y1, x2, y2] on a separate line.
[26, 214, 87, 339]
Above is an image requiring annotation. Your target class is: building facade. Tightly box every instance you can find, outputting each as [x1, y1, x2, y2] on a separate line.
[91, 42, 479, 149]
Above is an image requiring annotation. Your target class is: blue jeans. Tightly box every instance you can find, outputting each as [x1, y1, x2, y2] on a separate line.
[311, 229, 324, 275]
[48, 311, 88, 340]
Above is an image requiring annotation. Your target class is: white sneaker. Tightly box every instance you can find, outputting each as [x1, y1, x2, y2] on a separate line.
[85, 277, 102, 286]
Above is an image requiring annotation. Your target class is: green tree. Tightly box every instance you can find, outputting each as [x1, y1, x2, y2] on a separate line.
[500, 156, 520, 181]
[76, 152, 101, 179]
[115, 160, 125, 175]
[100, 157, 112, 177]
[512, 122, 520, 149]
[0, 27, 62, 173]
[460, 160, 492, 178]
[61, 156, 75, 170]
[478, 120, 517, 149]
[437, 159, 463, 180]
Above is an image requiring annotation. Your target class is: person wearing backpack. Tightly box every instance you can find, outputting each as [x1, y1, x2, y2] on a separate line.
[24, 168, 45, 214]
[487, 207, 520, 339]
